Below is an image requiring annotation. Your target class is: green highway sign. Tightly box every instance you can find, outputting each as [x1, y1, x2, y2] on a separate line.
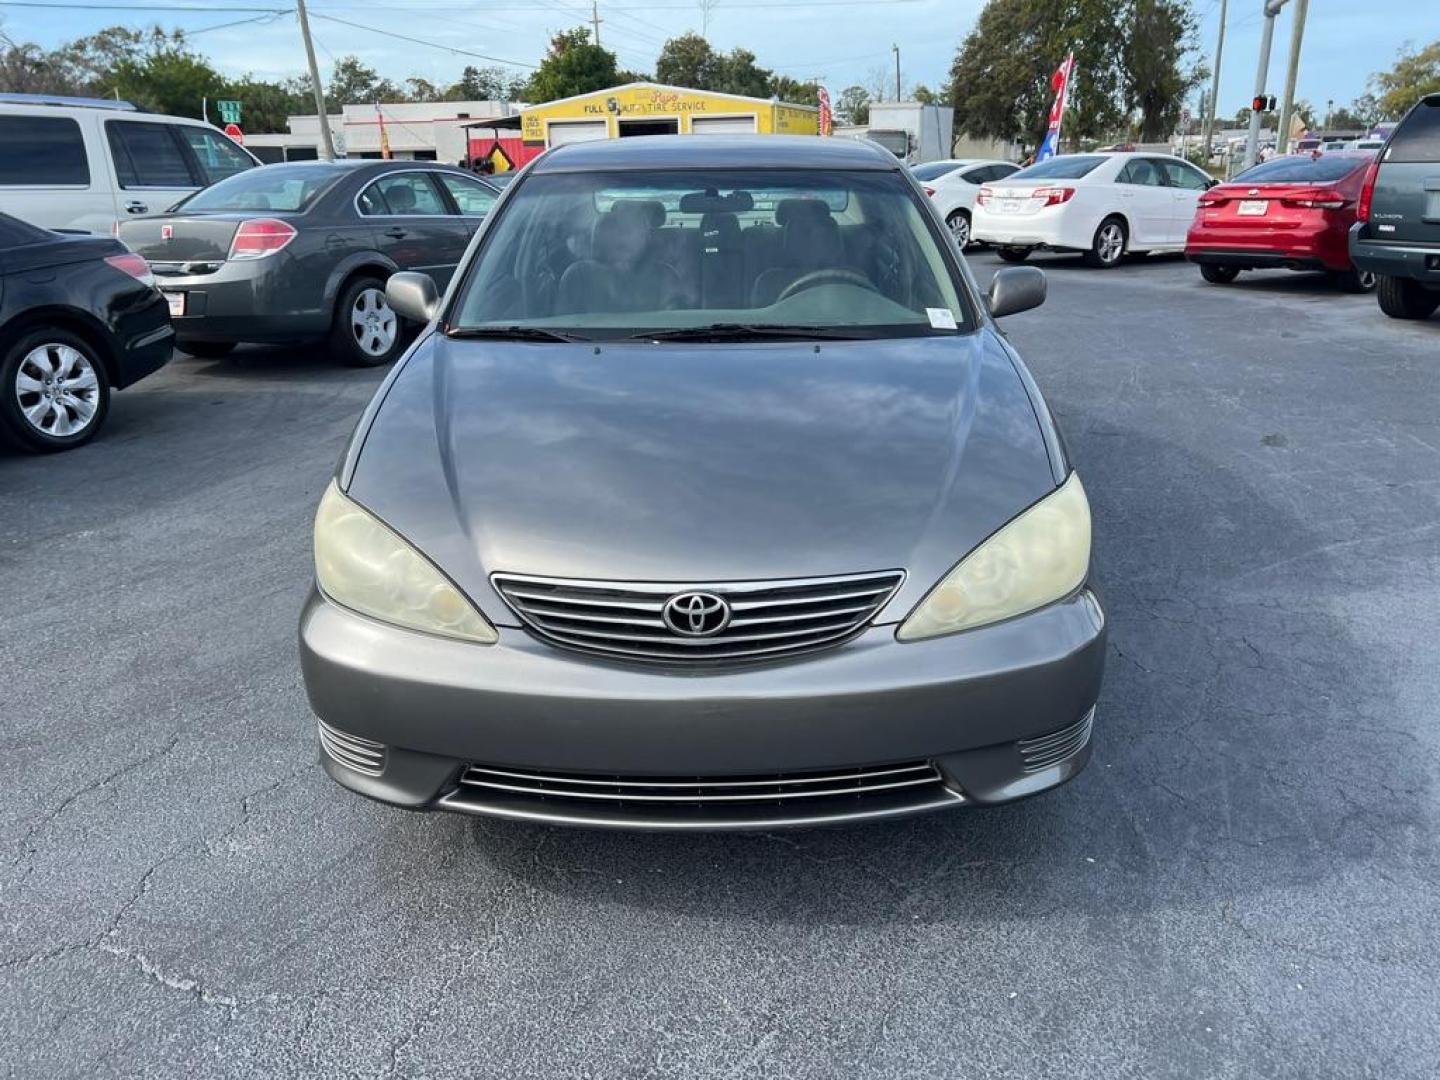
[216, 100, 242, 124]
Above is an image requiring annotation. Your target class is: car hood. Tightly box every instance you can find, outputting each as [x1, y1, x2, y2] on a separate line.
[346, 329, 1058, 625]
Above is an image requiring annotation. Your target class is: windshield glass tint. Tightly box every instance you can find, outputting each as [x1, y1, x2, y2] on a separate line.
[1009, 155, 1106, 180]
[1233, 155, 1369, 183]
[181, 165, 347, 211]
[452, 168, 969, 339]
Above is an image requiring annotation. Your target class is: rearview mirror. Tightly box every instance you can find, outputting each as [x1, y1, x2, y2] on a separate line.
[986, 266, 1046, 318]
[386, 271, 440, 324]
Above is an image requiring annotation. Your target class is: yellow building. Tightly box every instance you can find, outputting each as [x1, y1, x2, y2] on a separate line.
[517, 82, 820, 150]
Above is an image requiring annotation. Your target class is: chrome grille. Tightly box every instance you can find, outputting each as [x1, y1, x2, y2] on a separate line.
[444, 760, 958, 828]
[318, 719, 386, 777]
[491, 570, 905, 664]
[1017, 708, 1095, 773]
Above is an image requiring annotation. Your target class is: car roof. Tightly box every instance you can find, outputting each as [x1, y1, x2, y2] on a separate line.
[533, 134, 900, 174]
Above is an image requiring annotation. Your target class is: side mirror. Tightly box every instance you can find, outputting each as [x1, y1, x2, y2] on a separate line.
[386, 271, 440, 324]
[987, 266, 1046, 318]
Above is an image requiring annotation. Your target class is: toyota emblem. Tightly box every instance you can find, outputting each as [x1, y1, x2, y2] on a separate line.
[661, 591, 731, 637]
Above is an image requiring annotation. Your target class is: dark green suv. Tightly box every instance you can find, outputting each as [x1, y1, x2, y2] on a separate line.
[1350, 93, 1440, 320]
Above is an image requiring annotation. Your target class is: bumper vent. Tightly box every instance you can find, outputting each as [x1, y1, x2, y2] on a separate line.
[318, 719, 386, 777]
[442, 760, 960, 829]
[491, 570, 904, 664]
[1017, 708, 1095, 773]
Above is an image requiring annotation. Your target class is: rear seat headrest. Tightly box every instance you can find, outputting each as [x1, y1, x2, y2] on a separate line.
[775, 198, 831, 227]
[607, 199, 667, 228]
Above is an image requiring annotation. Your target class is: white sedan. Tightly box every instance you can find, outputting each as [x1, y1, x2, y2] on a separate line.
[913, 159, 1021, 248]
[970, 152, 1216, 268]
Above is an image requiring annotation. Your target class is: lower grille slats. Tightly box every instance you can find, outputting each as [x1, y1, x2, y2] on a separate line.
[492, 570, 904, 664]
[1017, 709, 1095, 773]
[318, 719, 386, 777]
[446, 759, 959, 826]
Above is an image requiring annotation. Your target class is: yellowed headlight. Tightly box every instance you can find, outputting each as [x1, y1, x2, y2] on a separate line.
[897, 472, 1091, 641]
[313, 480, 497, 644]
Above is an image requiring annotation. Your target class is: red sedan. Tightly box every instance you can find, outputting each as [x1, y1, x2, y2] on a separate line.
[1186, 152, 1378, 292]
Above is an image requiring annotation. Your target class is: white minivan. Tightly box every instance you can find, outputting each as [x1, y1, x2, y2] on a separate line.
[0, 94, 260, 235]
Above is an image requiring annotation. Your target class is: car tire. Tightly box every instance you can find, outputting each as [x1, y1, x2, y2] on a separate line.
[1083, 217, 1127, 269]
[945, 210, 971, 250]
[996, 247, 1030, 263]
[0, 327, 111, 453]
[330, 276, 405, 368]
[1375, 274, 1440, 319]
[177, 340, 237, 358]
[1200, 264, 1241, 285]
[1329, 268, 1377, 293]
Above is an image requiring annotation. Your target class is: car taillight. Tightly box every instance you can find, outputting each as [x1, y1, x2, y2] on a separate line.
[1197, 194, 1227, 207]
[1356, 161, 1380, 222]
[923, 185, 936, 197]
[1032, 187, 1076, 206]
[976, 186, 993, 206]
[104, 253, 154, 287]
[1282, 191, 1348, 210]
[228, 218, 297, 260]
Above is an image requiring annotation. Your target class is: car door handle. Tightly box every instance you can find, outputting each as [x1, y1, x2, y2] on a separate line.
[383, 227, 408, 239]
[124, 200, 148, 214]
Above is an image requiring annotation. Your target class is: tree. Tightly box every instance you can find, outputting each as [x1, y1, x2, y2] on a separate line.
[446, 64, 526, 102]
[1326, 105, 1363, 131]
[836, 84, 871, 126]
[326, 55, 400, 107]
[220, 75, 308, 133]
[524, 27, 620, 103]
[946, 0, 1198, 147]
[1347, 93, 1385, 130]
[655, 31, 715, 88]
[1368, 39, 1440, 120]
[111, 42, 225, 118]
[1123, 0, 1204, 141]
[912, 83, 939, 105]
[769, 75, 821, 105]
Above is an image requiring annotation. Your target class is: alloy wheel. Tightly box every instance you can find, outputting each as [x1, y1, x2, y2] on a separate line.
[350, 287, 398, 357]
[948, 213, 970, 249]
[1096, 222, 1125, 265]
[14, 343, 100, 438]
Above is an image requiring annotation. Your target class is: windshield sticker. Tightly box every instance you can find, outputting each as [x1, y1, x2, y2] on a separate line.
[926, 308, 958, 331]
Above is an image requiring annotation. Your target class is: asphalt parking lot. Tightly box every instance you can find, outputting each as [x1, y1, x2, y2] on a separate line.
[3, 251, 1438, 1078]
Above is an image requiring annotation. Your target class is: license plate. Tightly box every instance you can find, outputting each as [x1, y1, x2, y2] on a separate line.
[164, 291, 185, 317]
[1238, 200, 1268, 216]
[999, 198, 1025, 213]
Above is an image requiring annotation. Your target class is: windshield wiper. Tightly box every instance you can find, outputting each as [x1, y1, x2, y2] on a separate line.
[626, 323, 878, 342]
[446, 325, 587, 342]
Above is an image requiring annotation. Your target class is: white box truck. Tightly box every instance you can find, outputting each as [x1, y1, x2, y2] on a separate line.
[863, 103, 954, 164]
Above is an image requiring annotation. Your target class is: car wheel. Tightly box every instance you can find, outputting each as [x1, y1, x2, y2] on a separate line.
[177, 340, 237, 358]
[1200, 264, 1240, 285]
[1329, 268, 1377, 293]
[945, 210, 971, 250]
[1375, 274, 1439, 318]
[1083, 217, 1127, 268]
[0, 328, 111, 453]
[331, 276, 404, 368]
[996, 247, 1030, 263]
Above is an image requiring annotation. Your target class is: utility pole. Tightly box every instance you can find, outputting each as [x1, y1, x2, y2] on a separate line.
[1200, 0, 1227, 169]
[1325, 98, 1333, 129]
[892, 44, 900, 101]
[590, 0, 602, 47]
[1244, 0, 1290, 170]
[1275, 0, 1308, 154]
[295, 0, 335, 161]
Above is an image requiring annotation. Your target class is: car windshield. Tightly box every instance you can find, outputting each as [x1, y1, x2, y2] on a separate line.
[1008, 155, 1106, 180]
[1233, 155, 1369, 183]
[451, 168, 970, 340]
[178, 164, 348, 212]
[911, 161, 965, 181]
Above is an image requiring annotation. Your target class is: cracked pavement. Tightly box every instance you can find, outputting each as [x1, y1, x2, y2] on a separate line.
[2, 252, 1437, 1078]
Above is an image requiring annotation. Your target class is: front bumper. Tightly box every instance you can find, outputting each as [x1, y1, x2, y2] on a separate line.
[299, 585, 1107, 829]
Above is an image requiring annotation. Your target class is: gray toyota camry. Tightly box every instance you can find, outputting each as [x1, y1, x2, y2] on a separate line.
[299, 135, 1105, 830]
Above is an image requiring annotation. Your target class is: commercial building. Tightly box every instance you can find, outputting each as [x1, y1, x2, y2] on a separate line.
[246, 100, 521, 164]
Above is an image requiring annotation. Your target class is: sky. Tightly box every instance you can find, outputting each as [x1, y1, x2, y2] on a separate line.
[0, 0, 1432, 119]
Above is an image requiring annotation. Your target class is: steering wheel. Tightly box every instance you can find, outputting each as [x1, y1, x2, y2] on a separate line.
[777, 268, 879, 303]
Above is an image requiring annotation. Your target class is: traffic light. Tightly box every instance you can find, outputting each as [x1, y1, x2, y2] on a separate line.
[1250, 95, 1277, 112]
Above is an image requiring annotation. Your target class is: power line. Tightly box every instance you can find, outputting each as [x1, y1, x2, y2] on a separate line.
[185, 10, 287, 32]
[306, 11, 539, 67]
[0, 1, 287, 9]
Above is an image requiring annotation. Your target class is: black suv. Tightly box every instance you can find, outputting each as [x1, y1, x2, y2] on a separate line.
[1350, 93, 1440, 320]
